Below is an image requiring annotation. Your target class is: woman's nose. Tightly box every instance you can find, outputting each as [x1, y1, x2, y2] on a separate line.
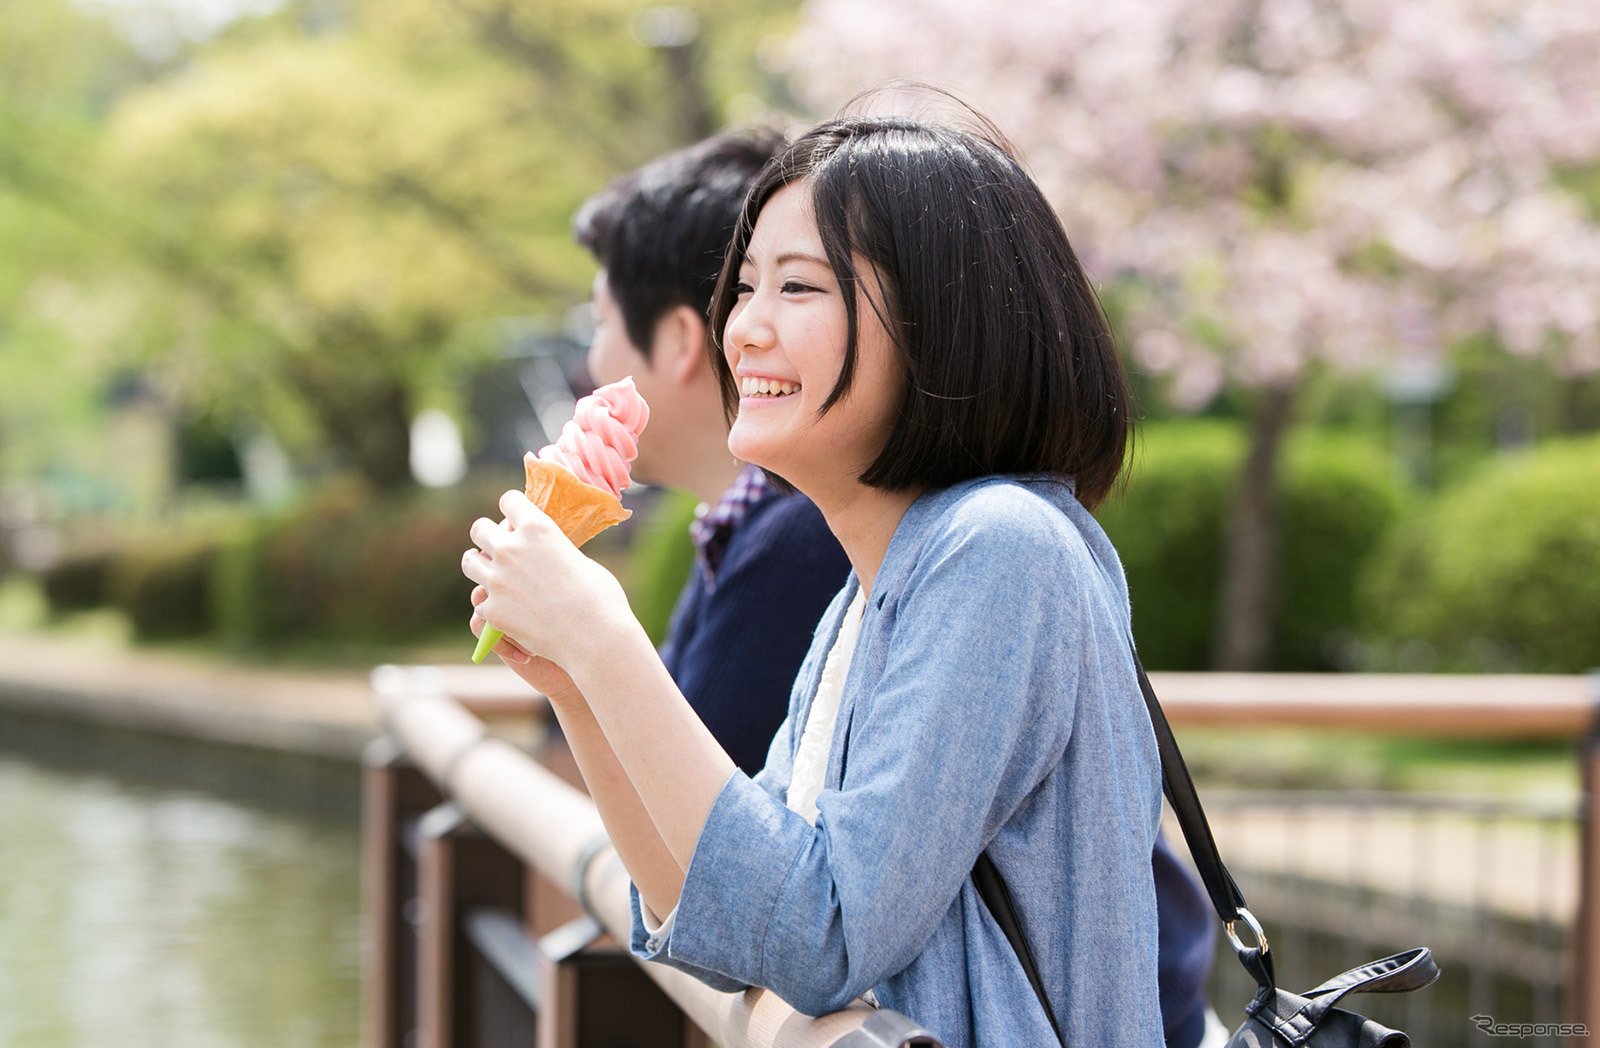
[725, 293, 774, 356]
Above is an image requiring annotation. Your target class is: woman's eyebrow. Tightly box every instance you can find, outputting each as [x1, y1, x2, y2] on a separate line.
[747, 248, 829, 268]
[775, 250, 829, 267]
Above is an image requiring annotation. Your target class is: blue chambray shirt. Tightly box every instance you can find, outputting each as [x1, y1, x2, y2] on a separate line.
[632, 475, 1164, 1048]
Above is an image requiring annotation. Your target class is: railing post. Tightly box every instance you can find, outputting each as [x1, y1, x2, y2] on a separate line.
[536, 915, 704, 1048]
[363, 737, 444, 1048]
[1576, 674, 1600, 1042]
[416, 801, 533, 1048]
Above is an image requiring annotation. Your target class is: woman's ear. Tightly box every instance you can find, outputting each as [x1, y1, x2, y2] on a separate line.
[656, 304, 711, 386]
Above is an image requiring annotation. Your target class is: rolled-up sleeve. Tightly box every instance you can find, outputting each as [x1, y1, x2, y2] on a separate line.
[630, 769, 816, 993]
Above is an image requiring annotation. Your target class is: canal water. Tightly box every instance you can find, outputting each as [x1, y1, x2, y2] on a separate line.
[0, 709, 363, 1047]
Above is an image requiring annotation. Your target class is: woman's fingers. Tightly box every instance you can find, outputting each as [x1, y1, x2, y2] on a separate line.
[461, 545, 492, 585]
[499, 488, 537, 523]
[468, 514, 504, 552]
[495, 635, 532, 664]
[469, 580, 529, 662]
[464, 514, 506, 587]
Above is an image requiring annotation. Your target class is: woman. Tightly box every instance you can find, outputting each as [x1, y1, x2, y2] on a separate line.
[463, 111, 1162, 1047]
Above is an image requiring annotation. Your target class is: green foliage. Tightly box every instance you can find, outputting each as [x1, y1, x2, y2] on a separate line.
[0, 0, 156, 488]
[1098, 422, 1406, 670]
[1360, 435, 1600, 672]
[40, 550, 115, 613]
[108, 534, 226, 640]
[1276, 433, 1407, 669]
[625, 489, 701, 647]
[1098, 422, 1240, 670]
[84, 0, 802, 490]
[213, 482, 502, 645]
[0, 0, 151, 117]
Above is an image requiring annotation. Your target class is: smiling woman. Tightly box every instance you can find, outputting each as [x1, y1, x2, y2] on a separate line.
[462, 99, 1160, 1048]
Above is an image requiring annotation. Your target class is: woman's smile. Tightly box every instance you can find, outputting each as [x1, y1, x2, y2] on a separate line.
[738, 374, 801, 400]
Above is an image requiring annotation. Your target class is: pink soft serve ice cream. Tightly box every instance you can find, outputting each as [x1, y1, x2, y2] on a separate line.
[470, 376, 651, 663]
[535, 376, 650, 498]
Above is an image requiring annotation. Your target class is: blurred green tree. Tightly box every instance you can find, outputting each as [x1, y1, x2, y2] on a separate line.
[99, 0, 800, 490]
[0, 0, 156, 491]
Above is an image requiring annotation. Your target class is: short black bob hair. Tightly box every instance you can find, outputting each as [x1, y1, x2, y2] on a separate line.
[708, 114, 1132, 510]
[574, 127, 785, 359]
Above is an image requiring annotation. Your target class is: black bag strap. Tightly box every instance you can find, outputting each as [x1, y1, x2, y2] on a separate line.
[1301, 947, 1439, 1000]
[1132, 654, 1250, 926]
[972, 852, 1065, 1045]
[1246, 948, 1441, 1045]
[1133, 654, 1283, 996]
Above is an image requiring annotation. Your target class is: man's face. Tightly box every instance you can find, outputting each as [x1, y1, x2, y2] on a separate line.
[586, 270, 666, 483]
[586, 270, 648, 390]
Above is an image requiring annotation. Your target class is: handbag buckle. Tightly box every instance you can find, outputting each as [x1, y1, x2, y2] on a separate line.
[1225, 906, 1271, 959]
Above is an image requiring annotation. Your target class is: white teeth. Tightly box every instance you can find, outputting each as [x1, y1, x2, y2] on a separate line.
[741, 377, 798, 397]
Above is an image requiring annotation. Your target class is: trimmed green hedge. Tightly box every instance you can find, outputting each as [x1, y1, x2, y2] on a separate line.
[213, 482, 505, 646]
[1097, 423, 1238, 670]
[109, 535, 225, 640]
[1360, 435, 1600, 672]
[41, 549, 116, 613]
[1277, 433, 1409, 669]
[1096, 422, 1406, 670]
[34, 478, 677, 652]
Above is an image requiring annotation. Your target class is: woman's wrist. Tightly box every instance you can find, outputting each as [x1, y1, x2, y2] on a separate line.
[567, 605, 659, 703]
[539, 673, 586, 711]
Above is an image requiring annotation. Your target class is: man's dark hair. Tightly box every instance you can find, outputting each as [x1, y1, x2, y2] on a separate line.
[573, 128, 787, 359]
[707, 114, 1133, 510]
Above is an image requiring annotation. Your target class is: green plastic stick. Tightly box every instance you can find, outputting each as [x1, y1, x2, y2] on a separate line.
[472, 625, 504, 664]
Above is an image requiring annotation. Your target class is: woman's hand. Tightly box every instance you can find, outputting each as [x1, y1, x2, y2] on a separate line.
[462, 489, 634, 692]
[468, 583, 532, 664]
[468, 584, 582, 701]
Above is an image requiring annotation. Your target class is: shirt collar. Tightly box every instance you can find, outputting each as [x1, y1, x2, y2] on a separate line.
[689, 463, 771, 583]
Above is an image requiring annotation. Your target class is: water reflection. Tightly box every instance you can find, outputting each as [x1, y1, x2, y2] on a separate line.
[0, 751, 360, 1047]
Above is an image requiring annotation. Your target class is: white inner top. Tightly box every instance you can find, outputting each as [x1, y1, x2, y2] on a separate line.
[786, 587, 868, 826]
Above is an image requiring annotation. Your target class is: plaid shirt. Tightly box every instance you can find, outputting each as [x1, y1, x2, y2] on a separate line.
[689, 463, 771, 584]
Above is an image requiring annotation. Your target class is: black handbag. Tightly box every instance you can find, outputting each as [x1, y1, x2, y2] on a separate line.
[973, 655, 1441, 1047]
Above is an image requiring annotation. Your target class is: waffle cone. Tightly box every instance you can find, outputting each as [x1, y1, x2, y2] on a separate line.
[523, 453, 631, 547]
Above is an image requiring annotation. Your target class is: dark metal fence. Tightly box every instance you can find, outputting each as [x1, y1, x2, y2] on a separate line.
[1195, 790, 1576, 1047]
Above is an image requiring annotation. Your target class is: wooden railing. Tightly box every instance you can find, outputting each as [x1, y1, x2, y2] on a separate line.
[364, 664, 1598, 1047]
[364, 663, 942, 1048]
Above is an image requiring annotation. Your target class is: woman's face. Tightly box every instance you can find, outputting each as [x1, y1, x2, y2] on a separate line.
[722, 183, 903, 501]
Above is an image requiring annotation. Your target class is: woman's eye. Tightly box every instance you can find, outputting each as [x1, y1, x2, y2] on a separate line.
[781, 281, 818, 294]
[733, 281, 754, 296]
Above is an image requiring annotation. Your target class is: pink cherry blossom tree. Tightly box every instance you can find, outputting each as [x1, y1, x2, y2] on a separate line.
[786, 0, 1600, 669]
